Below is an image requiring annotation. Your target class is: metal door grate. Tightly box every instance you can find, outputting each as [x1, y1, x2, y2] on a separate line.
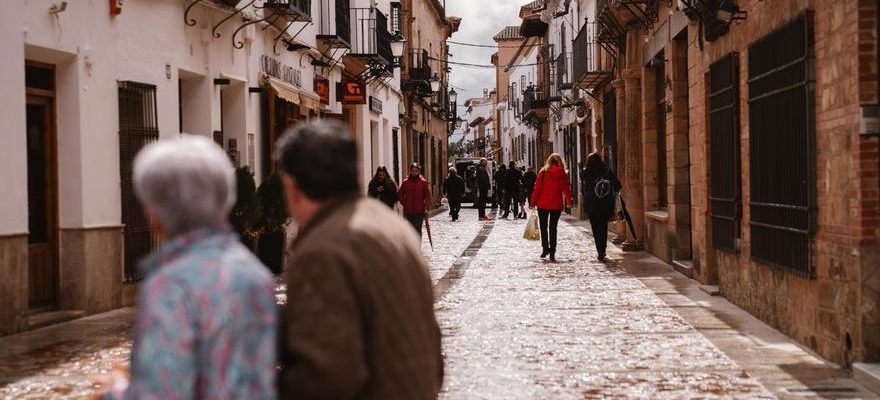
[709, 53, 741, 252]
[118, 81, 160, 282]
[747, 11, 816, 277]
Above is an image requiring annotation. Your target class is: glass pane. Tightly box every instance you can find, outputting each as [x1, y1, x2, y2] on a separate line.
[27, 103, 49, 244]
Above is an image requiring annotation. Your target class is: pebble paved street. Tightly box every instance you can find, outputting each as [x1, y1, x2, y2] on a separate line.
[0, 206, 875, 399]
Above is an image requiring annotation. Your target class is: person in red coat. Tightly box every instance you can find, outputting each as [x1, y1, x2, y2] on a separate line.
[530, 153, 573, 262]
[398, 163, 431, 237]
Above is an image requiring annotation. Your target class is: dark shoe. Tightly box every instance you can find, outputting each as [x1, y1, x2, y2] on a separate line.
[597, 254, 606, 262]
[549, 252, 556, 262]
[540, 248, 550, 258]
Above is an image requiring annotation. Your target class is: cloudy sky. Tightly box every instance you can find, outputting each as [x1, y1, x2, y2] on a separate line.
[445, 0, 522, 115]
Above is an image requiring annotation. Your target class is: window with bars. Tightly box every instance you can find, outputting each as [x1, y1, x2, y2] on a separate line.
[709, 53, 741, 252]
[118, 81, 160, 283]
[747, 11, 816, 277]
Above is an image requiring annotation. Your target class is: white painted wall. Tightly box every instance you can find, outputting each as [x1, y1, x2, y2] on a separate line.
[0, 1, 28, 234]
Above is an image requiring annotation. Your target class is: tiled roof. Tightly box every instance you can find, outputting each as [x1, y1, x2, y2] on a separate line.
[522, 0, 542, 9]
[493, 26, 523, 41]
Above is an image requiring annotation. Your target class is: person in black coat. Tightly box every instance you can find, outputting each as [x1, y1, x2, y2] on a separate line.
[368, 166, 398, 208]
[522, 166, 537, 208]
[494, 164, 507, 211]
[580, 153, 622, 261]
[502, 161, 523, 219]
[444, 167, 466, 221]
[476, 158, 492, 221]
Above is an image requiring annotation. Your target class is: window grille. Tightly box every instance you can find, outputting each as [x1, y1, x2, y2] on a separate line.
[708, 53, 741, 252]
[118, 81, 160, 282]
[747, 11, 816, 276]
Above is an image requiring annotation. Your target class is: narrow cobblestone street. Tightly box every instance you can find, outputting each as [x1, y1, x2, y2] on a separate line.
[0, 207, 875, 399]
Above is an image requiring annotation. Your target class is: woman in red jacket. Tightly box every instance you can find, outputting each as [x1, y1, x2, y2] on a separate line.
[397, 163, 431, 237]
[530, 153, 573, 262]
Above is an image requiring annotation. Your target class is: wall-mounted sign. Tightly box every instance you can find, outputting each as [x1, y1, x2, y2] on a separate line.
[338, 80, 367, 105]
[261, 55, 301, 88]
[369, 96, 383, 114]
[315, 78, 330, 104]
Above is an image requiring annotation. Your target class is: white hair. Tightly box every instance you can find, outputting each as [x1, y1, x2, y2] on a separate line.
[133, 135, 236, 236]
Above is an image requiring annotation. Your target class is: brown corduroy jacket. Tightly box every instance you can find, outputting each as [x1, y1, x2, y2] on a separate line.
[280, 196, 443, 400]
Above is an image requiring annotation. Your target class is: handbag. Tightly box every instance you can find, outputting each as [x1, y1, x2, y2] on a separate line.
[523, 209, 541, 241]
[610, 191, 625, 223]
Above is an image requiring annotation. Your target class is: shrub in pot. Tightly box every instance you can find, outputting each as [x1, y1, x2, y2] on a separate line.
[256, 172, 287, 274]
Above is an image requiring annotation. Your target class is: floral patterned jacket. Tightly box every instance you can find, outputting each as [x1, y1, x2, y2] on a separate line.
[105, 228, 278, 400]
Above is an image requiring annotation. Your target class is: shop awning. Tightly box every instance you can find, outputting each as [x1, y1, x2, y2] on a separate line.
[264, 75, 301, 105]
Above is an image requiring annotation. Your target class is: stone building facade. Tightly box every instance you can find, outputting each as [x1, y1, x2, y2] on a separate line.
[568, 0, 879, 365]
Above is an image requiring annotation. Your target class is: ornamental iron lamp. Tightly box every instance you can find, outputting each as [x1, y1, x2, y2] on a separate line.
[430, 73, 441, 93]
[716, 0, 745, 23]
[391, 32, 407, 58]
[449, 88, 458, 104]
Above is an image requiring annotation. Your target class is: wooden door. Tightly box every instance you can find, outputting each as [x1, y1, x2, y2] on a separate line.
[26, 94, 58, 311]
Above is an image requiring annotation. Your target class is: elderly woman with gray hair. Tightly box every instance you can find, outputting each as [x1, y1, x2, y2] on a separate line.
[101, 136, 278, 400]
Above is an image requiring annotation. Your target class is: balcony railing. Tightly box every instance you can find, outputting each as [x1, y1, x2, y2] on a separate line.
[523, 85, 549, 120]
[350, 8, 393, 66]
[573, 22, 614, 90]
[265, 0, 312, 21]
[317, 0, 351, 47]
[407, 49, 431, 81]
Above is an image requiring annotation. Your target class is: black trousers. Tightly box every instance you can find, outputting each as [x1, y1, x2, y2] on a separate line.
[406, 214, 424, 237]
[477, 188, 489, 218]
[588, 214, 610, 257]
[449, 198, 462, 220]
[501, 191, 512, 216]
[538, 209, 562, 252]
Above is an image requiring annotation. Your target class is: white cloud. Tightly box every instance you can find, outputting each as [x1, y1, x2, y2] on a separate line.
[446, 0, 522, 108]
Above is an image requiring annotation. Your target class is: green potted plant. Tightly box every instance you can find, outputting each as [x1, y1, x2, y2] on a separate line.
[230, 167, 262, 251]
[256, 172, 288, 274]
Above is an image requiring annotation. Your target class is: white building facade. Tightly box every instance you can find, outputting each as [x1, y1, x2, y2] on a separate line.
[0, 0, 405, 335]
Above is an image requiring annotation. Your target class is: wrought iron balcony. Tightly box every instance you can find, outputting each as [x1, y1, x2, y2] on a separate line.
[349, 8, 394, 66]
[573, 22, 614, 91]
[522, 85, 549, 121]
[407, 49, 432, 81]
[317, 0, 351, 48]
[265, 0, 312, 22]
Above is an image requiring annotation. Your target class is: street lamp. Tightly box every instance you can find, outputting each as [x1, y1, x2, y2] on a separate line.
[391, 32, 406, 58]
[449, 88, 458, 104]
[430, 73, 441, 93]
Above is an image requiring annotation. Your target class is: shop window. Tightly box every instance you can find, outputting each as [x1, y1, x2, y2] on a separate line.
[654, 51, 668, 209]
[747, 11, 816, 276]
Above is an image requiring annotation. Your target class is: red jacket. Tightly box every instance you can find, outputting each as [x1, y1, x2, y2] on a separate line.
[531, 165, 573, 211]
[398, 176, 431, 215]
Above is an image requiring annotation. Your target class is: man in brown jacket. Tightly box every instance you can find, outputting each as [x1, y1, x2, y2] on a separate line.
[275, 120, 443, 399]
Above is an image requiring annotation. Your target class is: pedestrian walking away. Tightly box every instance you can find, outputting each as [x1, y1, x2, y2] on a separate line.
[580, 153, 622, 262]
[398, 163, 432, 237]
[98, 136, 278, 400]
[368, 165, 398, 209]
[502, 161, 523, 219]
[476, 158, 492, 221]
[275, 120, 443, 400]
[445, 167, 465, 221]
[530, 153, 573, 262]
[522, 166, 537, 208]
[494, 164, 507, 212]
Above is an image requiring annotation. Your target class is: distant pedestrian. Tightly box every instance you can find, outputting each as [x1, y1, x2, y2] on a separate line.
[522, 166, 537, 207]
[368, 165, 398, 209]
[275, 120, 443, 399]
[502, 161, 523, 219]
[100, 136, 277, 399]
[397, 163, 432, 236]
[530, 153, 573, 262]
[445, 167, 465, 221]
[581, 153, 622, 262]
[494, 164, 507, 211]
[476, 158, 492, 221]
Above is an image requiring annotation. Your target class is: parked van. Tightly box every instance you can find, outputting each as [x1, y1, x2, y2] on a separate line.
[452, 157, 496, 208]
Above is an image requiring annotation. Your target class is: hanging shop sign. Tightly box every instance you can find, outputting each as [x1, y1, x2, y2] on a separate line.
[369, 96, 383, 114]
[338, 80, 367, 105]
[315, 78, 330, 104]
[261, 55, 301, 88]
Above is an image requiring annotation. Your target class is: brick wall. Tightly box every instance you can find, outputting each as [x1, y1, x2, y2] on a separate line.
[686, 0, 878, 364]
